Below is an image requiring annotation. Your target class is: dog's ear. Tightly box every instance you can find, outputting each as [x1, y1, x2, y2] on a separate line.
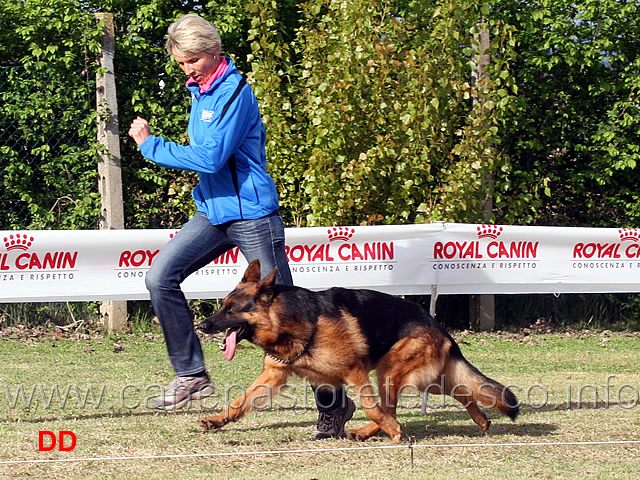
[241, 259, 262, 284]
[257, 267, 278, 304]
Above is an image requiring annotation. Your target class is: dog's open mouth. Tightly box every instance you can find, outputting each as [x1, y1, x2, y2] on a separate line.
[219, 327, 242, 361]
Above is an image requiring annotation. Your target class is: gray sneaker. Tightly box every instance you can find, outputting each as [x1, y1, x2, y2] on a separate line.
[148, 374, 215, 411]
[311, 397, 356, 440]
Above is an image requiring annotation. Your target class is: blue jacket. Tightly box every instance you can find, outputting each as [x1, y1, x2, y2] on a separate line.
[139, 58, 280, 225]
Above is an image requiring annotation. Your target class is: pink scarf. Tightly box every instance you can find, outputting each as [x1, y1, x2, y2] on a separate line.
[185, 57, 230, 93]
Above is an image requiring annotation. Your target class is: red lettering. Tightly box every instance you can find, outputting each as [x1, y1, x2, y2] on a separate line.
[211, 249, 238, 265]
[626, 244, 640, 258]
[119, 250, 158, 268]
[433, 242, 444, 259]
[574, 243, 619, 259]
[38, 431, 57, 452]
[42, 252, 57, 269]
[350, 244, 364, 261]
[226, 248, 239, 264]
[356, 242, 394, 260]
[119, 251, 132, 267]
[27, 253, 42, 269]
[38, 431, 76, 452]
[289, 245, 304, 262]
[146, 249, 159, 265]
[526, 242, 539, 258]
[311, 245, 325, 262]
[0, 253, 8, 271]
[16, 253, 29, 270]
[65, 252, 78, 269]
[284, 242, 390, 263]
[338, 244, 351, 260]
[510, 242, 523, 258]
[441, 242, 457, 259]
[304, 244, 318, 261]
[583, 244, 596, 258]
[326, 244, 335, 261]
[461, 241, 480, 259]
[364, 243, 376, 260]
[574, 243, 596, 258]
[59, 431, 77, 451]
[600, 243, 620, 258]
[130, 250, 146, 267]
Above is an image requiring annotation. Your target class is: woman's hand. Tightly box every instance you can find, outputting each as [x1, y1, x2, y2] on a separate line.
[128, 117, 152, 145]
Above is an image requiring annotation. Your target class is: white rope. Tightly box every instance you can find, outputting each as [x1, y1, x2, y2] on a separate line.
[1, 439, 639, 466]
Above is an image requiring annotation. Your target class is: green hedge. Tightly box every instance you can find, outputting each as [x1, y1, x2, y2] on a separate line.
[1, 0, 639, 328]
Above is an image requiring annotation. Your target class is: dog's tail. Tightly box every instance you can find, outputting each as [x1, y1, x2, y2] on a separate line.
[442, 349, 520, 429]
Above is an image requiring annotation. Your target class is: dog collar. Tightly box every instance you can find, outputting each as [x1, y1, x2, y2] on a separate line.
[265, 344, 308, 364]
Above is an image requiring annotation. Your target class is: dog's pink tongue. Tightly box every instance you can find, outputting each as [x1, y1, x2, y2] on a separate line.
[222, 330, 237, 361]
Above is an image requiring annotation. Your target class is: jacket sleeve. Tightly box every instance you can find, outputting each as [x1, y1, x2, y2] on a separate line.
[138, 87, 251, 174]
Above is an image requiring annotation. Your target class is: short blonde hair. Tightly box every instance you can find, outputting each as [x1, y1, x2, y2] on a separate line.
[165, 14, 221, 57]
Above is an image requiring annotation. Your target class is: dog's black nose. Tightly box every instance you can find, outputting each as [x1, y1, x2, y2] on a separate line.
[197, 319, 211, 333]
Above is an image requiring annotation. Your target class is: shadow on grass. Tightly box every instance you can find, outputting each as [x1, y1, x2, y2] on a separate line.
[195, 408, 557, 442]
[518, 400, 640, 413]
[6, 398, 636, 426]
[397, 409, 556, 440]
[12, 398, 633, 440]
[3, 407, 205, 425]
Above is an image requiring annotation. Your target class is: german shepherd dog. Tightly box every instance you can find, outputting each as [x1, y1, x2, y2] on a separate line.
[198, 259, 519, 442]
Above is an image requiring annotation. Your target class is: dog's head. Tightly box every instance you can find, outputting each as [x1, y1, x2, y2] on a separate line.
[198, 259, 278, 360]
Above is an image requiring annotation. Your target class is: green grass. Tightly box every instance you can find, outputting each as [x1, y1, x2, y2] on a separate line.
[0, 329, 639, 479]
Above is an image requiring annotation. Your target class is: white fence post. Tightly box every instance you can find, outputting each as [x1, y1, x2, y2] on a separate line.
[96, 12, 127, 333]
[470, 22, 495, 331]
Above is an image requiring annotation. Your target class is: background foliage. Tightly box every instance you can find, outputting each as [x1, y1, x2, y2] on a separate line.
[2, 0, 637, 230]
[1, 0, 639, 328]
[493, 0, 640, 227]
[0, 1, 103, 229]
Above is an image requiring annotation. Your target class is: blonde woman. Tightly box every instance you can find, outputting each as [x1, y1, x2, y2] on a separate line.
[129, 14, 354, 440]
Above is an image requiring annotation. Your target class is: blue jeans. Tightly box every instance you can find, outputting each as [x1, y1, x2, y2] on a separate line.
[145, 210, 293, 376]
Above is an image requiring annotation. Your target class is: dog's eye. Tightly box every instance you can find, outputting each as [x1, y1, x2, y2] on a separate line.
[226, 304, 237, 313]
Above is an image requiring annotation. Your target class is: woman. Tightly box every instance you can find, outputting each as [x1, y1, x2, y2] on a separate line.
[128, 14, 353, 440]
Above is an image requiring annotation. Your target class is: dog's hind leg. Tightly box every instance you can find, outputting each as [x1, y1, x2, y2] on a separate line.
[441, 373, 491, 433]
[347, 369, 403, 442]
[344, 368, 403, 443]
[463, 400, 491, 433]
[449, 387, 491, 433]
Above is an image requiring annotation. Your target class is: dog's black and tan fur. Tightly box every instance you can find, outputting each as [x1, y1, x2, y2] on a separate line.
[198, 259, 519, 442]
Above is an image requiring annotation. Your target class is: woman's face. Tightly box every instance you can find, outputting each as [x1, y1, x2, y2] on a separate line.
[173, 51, 220, 85]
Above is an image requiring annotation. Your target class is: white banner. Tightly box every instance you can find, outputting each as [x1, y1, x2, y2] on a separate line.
[1, 223, 640, 302]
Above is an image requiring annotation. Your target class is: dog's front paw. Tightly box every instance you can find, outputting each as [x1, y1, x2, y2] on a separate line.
[199, 416, 226, 431]
[346, 429, 367, 441]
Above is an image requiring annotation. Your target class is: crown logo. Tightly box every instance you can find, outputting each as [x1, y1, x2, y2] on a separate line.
[477, 224, 503, 239]
[619, 228, 640, 243]
[4, 234, 34, 251]
[328, 227, 355, 242]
